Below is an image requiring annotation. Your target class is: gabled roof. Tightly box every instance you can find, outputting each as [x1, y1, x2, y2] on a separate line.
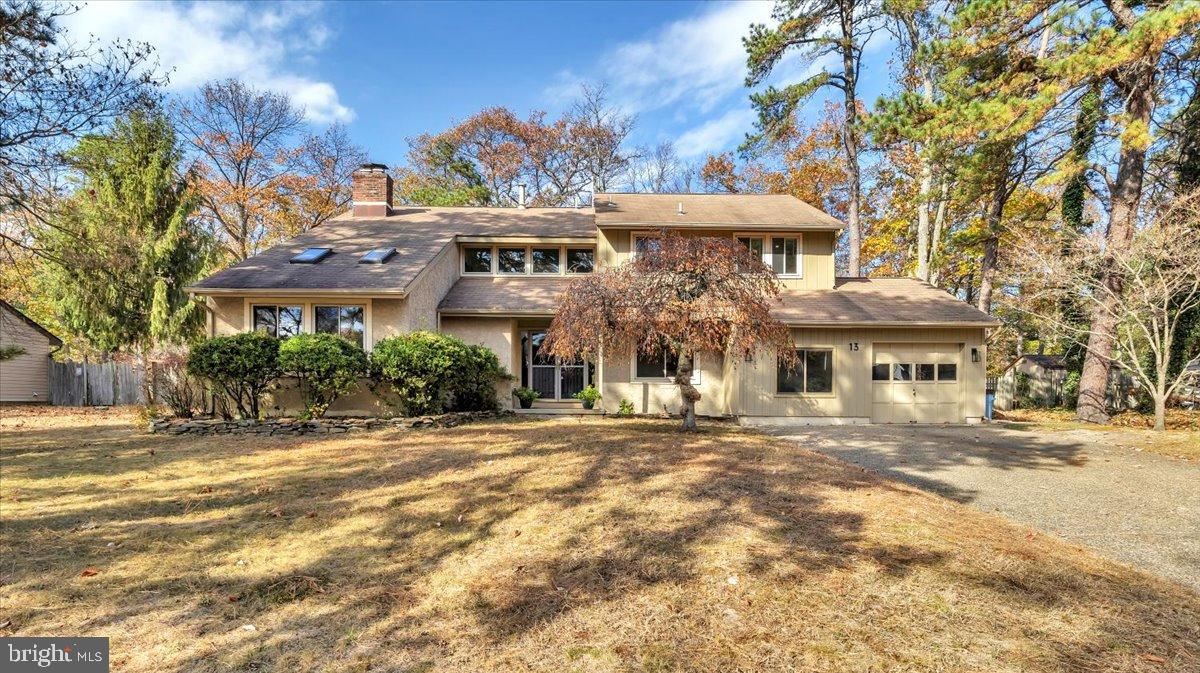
[594, 193, 844, 230]
[0, 300, 63, 346]
[188, 206, 595, 294]
[439, 275, 1000, 327]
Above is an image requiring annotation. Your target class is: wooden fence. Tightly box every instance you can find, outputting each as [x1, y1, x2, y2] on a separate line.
[50, 360, 146, 406]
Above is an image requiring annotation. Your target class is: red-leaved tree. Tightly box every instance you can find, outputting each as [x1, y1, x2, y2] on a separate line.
[544, 231, 795, 431]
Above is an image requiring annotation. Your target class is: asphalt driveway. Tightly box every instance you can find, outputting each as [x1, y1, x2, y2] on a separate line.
[760, 423, 1200, 592]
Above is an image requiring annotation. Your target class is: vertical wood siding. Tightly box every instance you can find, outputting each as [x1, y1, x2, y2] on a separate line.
[0, 306, 53, 402]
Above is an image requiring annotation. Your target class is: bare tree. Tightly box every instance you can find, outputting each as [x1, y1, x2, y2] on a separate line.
[175, 79, 305, 261]
[1, 0, 162, 257]
[627, 142, 691, 193]
[282, 123, 369, 235]
[571, 83, 635, 193]
[1009, 193, 1200, 431]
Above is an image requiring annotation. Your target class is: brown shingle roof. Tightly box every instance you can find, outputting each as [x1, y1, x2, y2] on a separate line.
[594, 193, 843, 230]
[439, 275, 998, 327]
[189, 207, 595, 293]
[772, 278, 999, 326]
[438, 276, 574, 315]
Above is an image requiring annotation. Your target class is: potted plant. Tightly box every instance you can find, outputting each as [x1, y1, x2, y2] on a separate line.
[574, 385, 601, 410]
[513, 387, 540, 409]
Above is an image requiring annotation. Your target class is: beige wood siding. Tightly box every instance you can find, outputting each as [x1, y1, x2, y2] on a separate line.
[0, 306, 53, 402]
[597, 228, 835, 290]
[736, 327, 987, 421]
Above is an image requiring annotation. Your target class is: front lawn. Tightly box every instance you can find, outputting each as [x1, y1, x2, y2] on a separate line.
[1, 408, 1197, 672]
[996, 408, 1200, 461]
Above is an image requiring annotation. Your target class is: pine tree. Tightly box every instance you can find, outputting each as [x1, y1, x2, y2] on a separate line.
[743, 0, 886, 276]
[40, 108, 213, 354]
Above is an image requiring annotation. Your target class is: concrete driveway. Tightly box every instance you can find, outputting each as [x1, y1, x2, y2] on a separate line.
[760, 423, 1200, 592]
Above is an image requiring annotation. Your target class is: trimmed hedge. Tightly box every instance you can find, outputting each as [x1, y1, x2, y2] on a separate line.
[370, 331, 510, 415]
[279, 333, 369, 419]
[186, 332, 280, 419]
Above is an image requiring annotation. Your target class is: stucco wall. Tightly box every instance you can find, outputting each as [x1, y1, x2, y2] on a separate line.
[597, 228, 836, 290]
[0, 306, 53, 402]
[395, 242, 459, 334]
[600, 350, 728, 417]
[440, 316, 518, 408]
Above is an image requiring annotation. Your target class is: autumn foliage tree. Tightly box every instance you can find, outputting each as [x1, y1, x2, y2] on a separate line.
[544, 232, 794, 431]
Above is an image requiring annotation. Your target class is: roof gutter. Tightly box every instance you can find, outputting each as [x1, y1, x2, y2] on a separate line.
[185, 287, 410, 298]
[598, 222, 844, 231]
[779, 320, 1001, 328]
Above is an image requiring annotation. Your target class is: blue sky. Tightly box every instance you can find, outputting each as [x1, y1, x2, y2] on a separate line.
[67, 1, 900, 168]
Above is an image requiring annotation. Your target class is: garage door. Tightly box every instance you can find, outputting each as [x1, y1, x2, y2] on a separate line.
[871, 343, 961, 423]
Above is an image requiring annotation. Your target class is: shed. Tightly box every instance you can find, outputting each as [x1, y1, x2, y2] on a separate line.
[994, 354, 1069, 411]
[0, 301, 62, 403]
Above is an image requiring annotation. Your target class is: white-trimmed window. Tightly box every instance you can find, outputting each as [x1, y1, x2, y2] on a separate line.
[497, 247, 527, 274]
[770, 236, 801, 276]
[736, 235, 765, 261]
[632, 233, 661, 259]
[315, 305, 365, 348]
[634, 347, 700, 384]
[566, 248, 594, 273]
[252, 305, 302, 339]
[463, 247, 493, 274]
[531, 247, 561, 274]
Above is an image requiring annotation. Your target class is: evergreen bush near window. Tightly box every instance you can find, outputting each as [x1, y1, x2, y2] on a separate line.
[370, 331, 510, 415]
[278, 333, 369, 419]
[186, 332, 280, 419]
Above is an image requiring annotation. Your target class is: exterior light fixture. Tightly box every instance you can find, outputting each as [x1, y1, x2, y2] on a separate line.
[971, 348, 980, 363]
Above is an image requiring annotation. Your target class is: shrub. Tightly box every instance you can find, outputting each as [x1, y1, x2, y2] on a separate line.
[186, 332, 280, 419]
[279, 333, 369, 419]
[617, 398, 635, 416]
[574, 385, 601, 404]
[370, 331, 510, 415]
[151, 348, 203, 418]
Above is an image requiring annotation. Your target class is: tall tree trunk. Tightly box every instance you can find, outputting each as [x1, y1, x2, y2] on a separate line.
[841, 7, 863, 277]
[976, 171, 1008, 314]
[930, 179, 949, 285]
[915, 71, 936, 282]
[674, 356, 701, 432]
[1077, 66, 1154, 424]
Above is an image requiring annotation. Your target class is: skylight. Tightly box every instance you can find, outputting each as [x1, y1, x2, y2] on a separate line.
[359, 247, 396, 264]
[290, 247, 331, 264]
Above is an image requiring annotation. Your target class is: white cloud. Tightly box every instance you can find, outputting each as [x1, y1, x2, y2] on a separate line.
[63, 1, 353, 124]
[577, 1, 775, 115]
[675, 107, 756, 158]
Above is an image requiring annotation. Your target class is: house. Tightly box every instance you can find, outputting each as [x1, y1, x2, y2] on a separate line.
[993, 354, 1070, 411]
[0, 300, 62, 403]
[186, 164, 999, 424]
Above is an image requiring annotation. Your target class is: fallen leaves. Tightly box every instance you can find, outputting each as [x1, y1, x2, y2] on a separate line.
[80, 567, 100, 577]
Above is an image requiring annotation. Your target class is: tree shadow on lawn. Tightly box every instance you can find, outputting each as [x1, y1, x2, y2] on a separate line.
[2, 417, 1197, 672]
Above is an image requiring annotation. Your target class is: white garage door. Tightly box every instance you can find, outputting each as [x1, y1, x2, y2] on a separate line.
[871, 343, 962, 423]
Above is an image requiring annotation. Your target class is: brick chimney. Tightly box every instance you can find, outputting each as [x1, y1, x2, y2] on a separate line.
[352, 163, 392, 217]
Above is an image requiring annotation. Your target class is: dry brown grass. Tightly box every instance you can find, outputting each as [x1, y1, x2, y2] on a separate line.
[996, 408, 1200, 461]
[2, 406, 1197, 673]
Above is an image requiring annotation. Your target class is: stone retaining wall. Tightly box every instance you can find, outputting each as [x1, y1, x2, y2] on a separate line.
[149, 410, 514, 436]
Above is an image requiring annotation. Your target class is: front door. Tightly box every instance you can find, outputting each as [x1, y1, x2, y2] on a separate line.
[523, 331, 590, 400]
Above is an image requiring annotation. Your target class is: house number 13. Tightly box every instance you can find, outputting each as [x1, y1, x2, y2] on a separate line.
[849, 342, 859, 351]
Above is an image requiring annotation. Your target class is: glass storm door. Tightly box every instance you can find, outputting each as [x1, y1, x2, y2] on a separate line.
[523, 331, 590, 400]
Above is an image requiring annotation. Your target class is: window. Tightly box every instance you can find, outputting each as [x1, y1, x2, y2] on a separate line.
[937, 363, 957, 381]
[893, 363, 912, 381]
[737, 236, 765, 260]
[872, 363, 890, 381]
[315, 305, 364, 348]
[290, 247, 331, 264]
[497, 247, 527, 274]
[532, 248, 560, 274]
[252, 305, 301, 339]
[464, 247, 492, 273]
[635, 348, 695, 380]
[777, 349, 834, 394]
[567, 249, 594, 273]
[770, 237, 799, 275]
[632, 234, 660, 258]
[359, 247, 395, 264]
[916, 363, 936, 381]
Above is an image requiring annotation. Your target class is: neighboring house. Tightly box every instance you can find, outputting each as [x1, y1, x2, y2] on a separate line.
[994, 354, 1069, 411]
[0, 301, 62, 403]
[187, 164, 999, 423]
